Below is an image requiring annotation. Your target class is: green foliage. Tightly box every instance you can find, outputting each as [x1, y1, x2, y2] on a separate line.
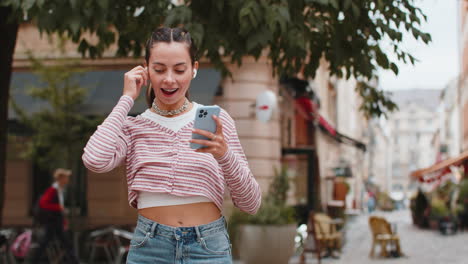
[231, 165, 296, 226]
[439, 180, 456, 195]
[231, 201, 296, 226]
[10, 55, 102, 171]
[410, 190, 428, 224]
[457, 179, 468, 202]
[3, 0, 431, 118]
[457, 179, 468, 214]
[355, 81, 399, 119]
[266, 165, 290, 207]
[227, 165, 295, 256]
[376, 191, 394, 211]
[6, 135, 29, 161]
[430, 197, 450, 219]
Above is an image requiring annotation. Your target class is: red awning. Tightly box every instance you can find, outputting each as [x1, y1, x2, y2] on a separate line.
[410, 151, 468, 182]
[294, 97, 365, 151]
[294, 96, 318, 120]
[318, 115, 337, 136]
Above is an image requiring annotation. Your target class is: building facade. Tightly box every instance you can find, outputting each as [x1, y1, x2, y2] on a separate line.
[367, 119, 392, 193]
[387, 89, 441, 193]
[460, 0, 468, 151]
[3, 23, 370, 227]
[307, 66, 368, 211]
[4, 24, 280, 226]
[433, 79, 462, 160]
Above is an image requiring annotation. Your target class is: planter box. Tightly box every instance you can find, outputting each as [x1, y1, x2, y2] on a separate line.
[238, 224, 297, 264]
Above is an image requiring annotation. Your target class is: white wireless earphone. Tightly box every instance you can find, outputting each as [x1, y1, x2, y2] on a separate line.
[193, 69, 197, 78]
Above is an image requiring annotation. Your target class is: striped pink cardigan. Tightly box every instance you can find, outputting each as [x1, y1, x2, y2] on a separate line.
[82, 95, 261, 214]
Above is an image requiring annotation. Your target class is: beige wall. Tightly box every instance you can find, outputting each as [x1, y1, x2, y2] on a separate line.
[2, 160, 32, 226]
[461, 2, 468, 150]
[215, 57, 281, 214]
[311, 61, 368, 210]
[86, 166, 137, 227]
[461, 2, 468, 80]
[14, 23, 121, 61]
[336, 76, 368, 209]
[368, 121, 391, 192]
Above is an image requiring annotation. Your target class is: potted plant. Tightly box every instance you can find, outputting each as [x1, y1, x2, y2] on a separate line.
[377, 191, 395, 211]
[229, 165, 297, 264]
[456, 179, 468, 230]
[429, 197, 450, 230]
[409, 190, 429, 228]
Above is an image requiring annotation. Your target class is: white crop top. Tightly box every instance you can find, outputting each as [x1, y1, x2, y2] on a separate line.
[137, 101, 212, 209]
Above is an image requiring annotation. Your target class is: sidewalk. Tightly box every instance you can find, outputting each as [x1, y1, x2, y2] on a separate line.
[235, 209, 468, 264]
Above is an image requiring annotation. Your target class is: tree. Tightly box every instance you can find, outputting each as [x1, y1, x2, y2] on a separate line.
[0, 5, 19, 227]
[0, 0, 430, 225]
[11, 55, 101, 171]
[11, 55, 102, 229]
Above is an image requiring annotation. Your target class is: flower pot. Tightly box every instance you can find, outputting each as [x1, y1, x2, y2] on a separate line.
[439, 218, 458, 235]
[238, 224, 297, 264]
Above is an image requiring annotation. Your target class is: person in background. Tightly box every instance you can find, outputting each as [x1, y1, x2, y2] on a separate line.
[368, 191, 377, 213]
[30, 168, 79, 264]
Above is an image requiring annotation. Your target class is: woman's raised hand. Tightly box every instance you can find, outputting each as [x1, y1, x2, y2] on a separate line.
[190, 115, 228, 159]
[123, 66, 148, 100]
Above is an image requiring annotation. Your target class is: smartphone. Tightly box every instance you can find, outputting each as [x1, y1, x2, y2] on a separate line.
[190, 105, 221, 149]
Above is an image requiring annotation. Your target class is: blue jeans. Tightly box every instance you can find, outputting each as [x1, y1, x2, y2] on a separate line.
[127, 214, 233, 264]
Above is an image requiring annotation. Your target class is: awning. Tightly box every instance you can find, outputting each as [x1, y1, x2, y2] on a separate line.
[318, 115, 337, 136]
[294, 97, 366, 152]
[336, 131, 367, 151]
[410, 151, 468, 182]
[316, 114, 366, 151]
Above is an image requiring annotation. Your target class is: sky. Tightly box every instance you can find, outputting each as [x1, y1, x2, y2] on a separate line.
[378, 0, 460, 91]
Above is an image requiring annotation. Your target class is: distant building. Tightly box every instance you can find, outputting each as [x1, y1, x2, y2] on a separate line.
[367, 119, 392, 193]
[387, 89, 441, 192]
[432, 79, 462, 160]
[460, 0, 468, 150]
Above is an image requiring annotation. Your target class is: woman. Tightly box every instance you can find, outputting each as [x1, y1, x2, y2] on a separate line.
[82, 27, 261, 263]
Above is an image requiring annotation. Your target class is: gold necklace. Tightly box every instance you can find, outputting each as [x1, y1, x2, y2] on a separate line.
[152, 99, 189, 116]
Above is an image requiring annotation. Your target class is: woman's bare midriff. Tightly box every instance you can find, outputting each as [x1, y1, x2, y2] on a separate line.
[138, 202, 222, 227]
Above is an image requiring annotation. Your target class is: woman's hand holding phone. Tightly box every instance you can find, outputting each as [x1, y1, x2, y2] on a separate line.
[190, 115, 228, 159]
[123, 66, 149, 100]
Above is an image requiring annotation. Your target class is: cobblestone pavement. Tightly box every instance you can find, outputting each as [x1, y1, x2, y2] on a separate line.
[293, 209, 468, 264]
[236, 209, 468, 264]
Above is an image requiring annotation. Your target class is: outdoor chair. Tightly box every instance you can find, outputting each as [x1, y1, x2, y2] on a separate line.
[112, 228, 133, 264]
[300, 211, 344, 264]
[0, 229, 17, 264]
[87, 226, 133, 264]
[368, 216, 403, 258]
[45, 238, 66, 264]
[87, 227, 117, 264]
